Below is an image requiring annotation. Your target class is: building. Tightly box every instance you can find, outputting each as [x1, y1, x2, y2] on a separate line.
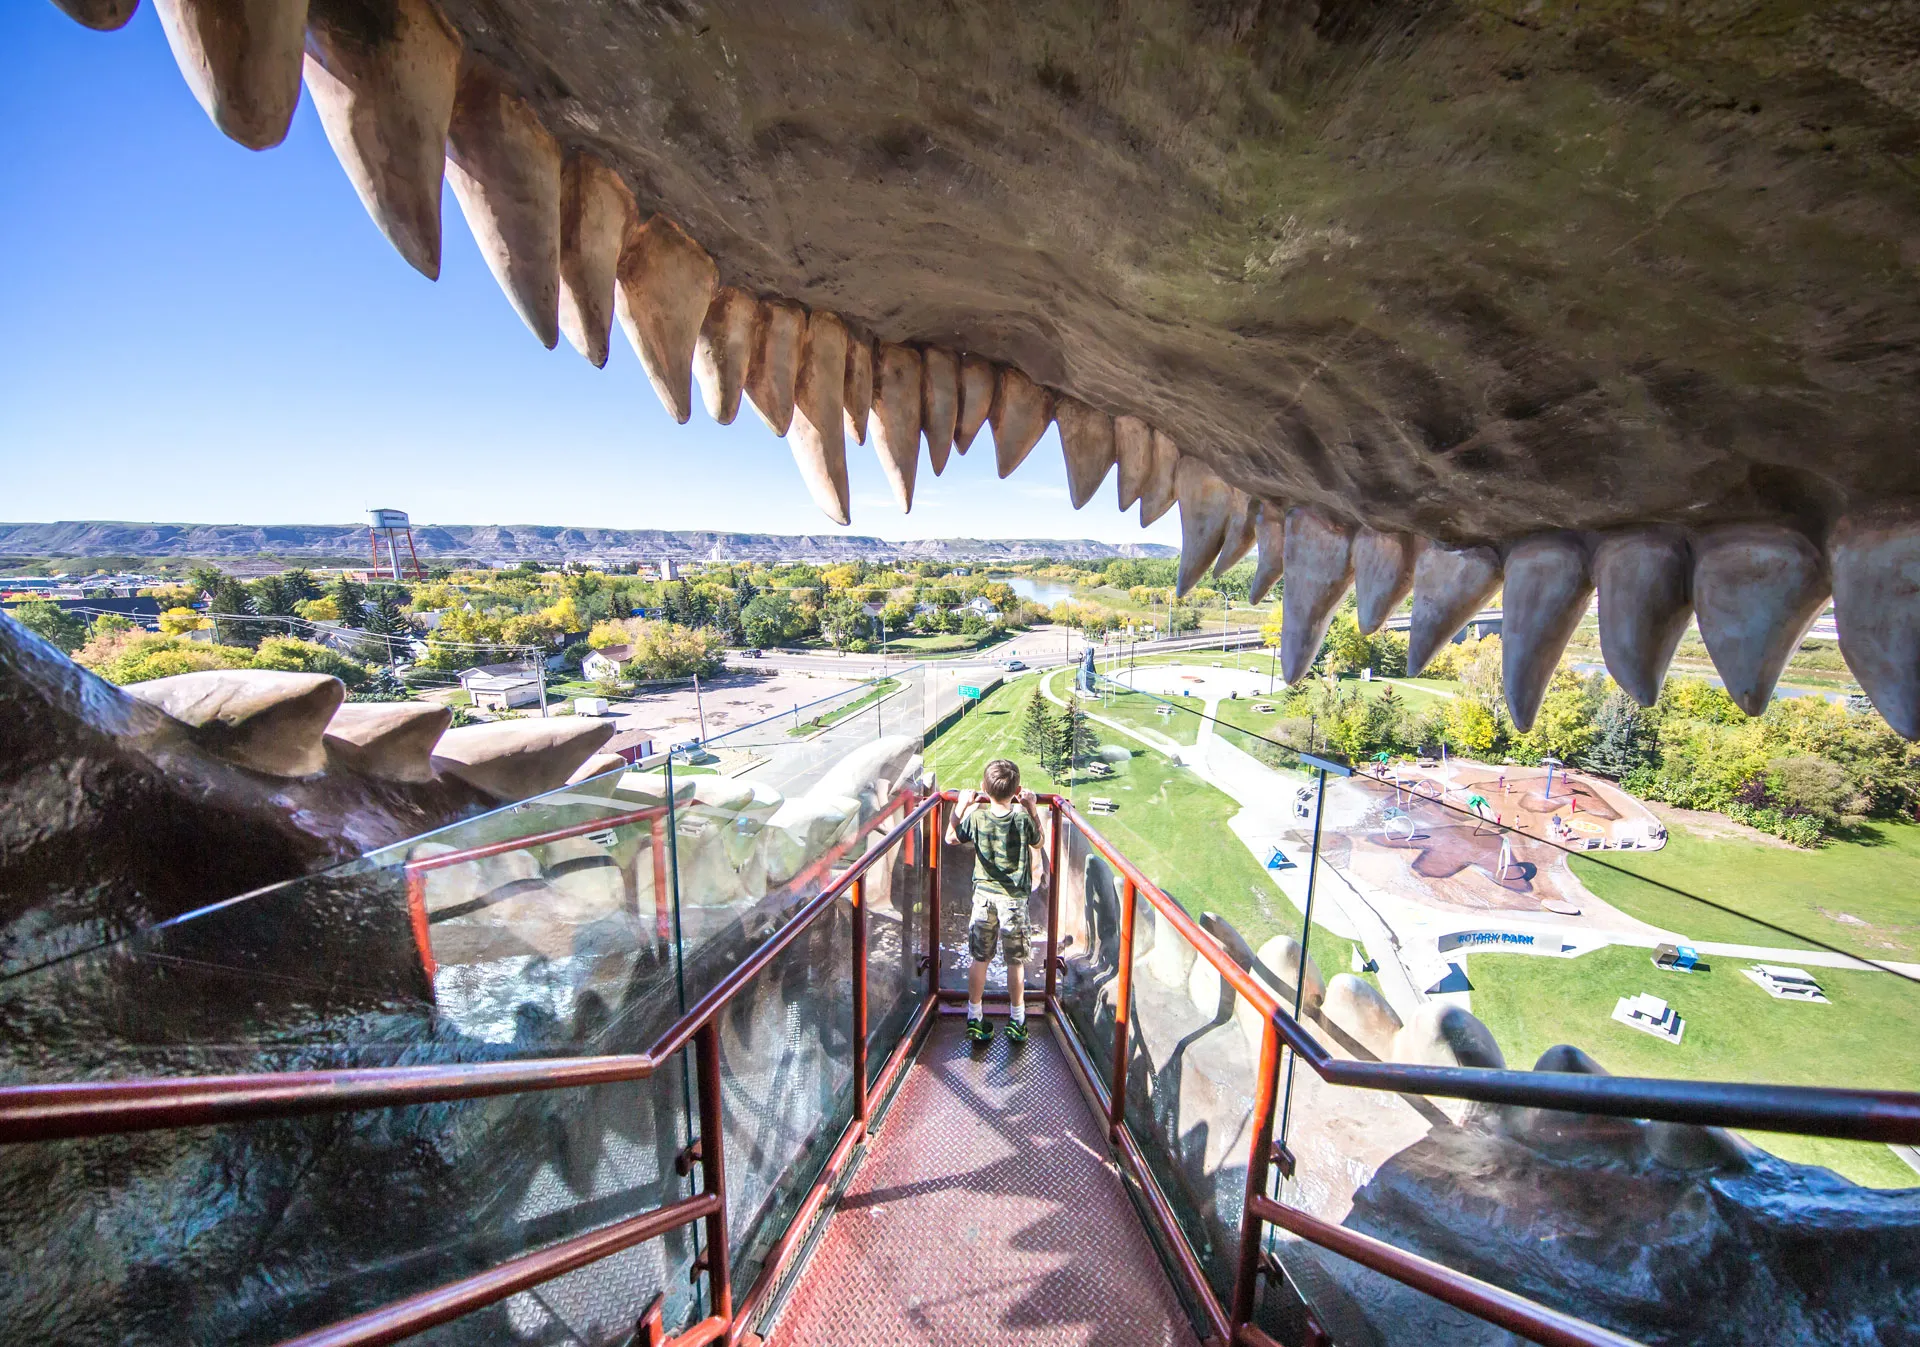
[582, 644, 633, 682]
[459, 663, 543, 710]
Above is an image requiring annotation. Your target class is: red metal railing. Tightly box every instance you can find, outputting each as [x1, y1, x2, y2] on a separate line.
[6, 776, 1920, 1347]
[1041, 794, 1920, 1347]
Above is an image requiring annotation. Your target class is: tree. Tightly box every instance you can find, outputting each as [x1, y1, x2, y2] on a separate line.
[1582, 690, 1657, 779]
[90, 612, 136, 640]
[1061, 695, 1102, 766]
[10, 601, 88, 652]
[328, 575, 368, 629]
[820, 595, 863, 650]
[1020, 692, 1058, 767]
[629, 620, 724, 679]
[251, 636, 372, 688]
[208, 577, 260, 646]
[185, 565, 226, 599]
[159, 607, 209, 636]
[1513, 668, 1599, 764]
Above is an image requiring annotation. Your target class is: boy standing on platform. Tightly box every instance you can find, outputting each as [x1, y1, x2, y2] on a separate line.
[946, 758, 1048, 1044]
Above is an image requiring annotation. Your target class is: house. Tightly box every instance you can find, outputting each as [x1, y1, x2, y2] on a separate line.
[956, 596, 1000, 621]
[582, 644, 632, 682]
[459, 663, 543, 710]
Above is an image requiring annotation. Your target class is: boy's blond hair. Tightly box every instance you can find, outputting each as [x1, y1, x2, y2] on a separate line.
[982, 758, 1021, 802]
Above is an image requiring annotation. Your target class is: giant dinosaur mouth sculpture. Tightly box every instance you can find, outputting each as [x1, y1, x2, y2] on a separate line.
[42, 0, 1920, 739]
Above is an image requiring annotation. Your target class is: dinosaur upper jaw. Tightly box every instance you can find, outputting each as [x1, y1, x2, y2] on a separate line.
[46, 0, 1920, 735]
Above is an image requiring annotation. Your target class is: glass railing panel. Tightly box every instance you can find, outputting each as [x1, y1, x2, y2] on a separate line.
[863, 808, 929, 1087]
[1270, 747, 1920, 1344]
[1054, 811, 1122, 1074]
[1, 1064, 701, 1345]
[714, 891, 856, 1299]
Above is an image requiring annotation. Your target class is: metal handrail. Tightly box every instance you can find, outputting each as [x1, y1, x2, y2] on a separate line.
[1044, 792, 1920, 1347]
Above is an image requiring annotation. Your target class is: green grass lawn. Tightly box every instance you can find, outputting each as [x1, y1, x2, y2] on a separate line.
[928, 675, 1358, 981]
[1085, 684, 1205, 745]
[1469, 943, 1920, 1188]
[1570, 818, 1920, 962]
[790, 677, 900, 735]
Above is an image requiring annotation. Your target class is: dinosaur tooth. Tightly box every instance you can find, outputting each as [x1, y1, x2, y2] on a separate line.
[1500, 533, 1593, 732]
[153, 0, 308, 149]
[302, 0, 460, 279]
[125, 669, 344, 777]
[990, 366, 1052, 478]
[1248, 504, 1285, 603]
[445, 63, 562, 348]
[322, 701, 452, 783]
[1593, 527, 1692, 707]
[954, 355, 994, 454]
[1407, 543, 1503, 675]
[1138, 429, 1179, 526]
[869, 342, 923, 512]
[1830, 506, 1920, 740]
[1214, 491, 1258, 576]
[1056, 398, 1116, 510]
[1280, 508, 1356, 683]
[1692, 523, 1829, 716]
[613, 214, 719, 424]
[743, 299, 806, 435]
[1113, 414, 1152, 511]
[921, 347, 959, 475]
[1174, 458, 1234, 595]
[843, 336, 874, 446]
[431, 718, 617, 801]
[693, 285, 755, 426]
[556, 153, 633, 368]
[50, 0, 139, 30]
[788, 311, 852, 525]
[1352, 529, 1420, 635]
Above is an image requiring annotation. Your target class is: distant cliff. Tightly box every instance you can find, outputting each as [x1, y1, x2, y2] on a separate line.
[0, 522, 1175, 566]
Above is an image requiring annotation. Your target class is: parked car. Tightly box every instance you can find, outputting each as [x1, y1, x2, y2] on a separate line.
[1004, 659, 1027, 671]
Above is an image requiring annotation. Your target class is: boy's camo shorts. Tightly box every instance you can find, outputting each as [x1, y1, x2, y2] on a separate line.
[967, 886, 1034, 964]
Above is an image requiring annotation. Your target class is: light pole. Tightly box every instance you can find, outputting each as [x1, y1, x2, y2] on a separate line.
[1222, 594, 1230, 653]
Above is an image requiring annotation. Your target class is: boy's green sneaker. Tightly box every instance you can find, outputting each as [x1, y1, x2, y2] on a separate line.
[966, 1016, 993, 1044]
[1004, 1017, 1029, 1044]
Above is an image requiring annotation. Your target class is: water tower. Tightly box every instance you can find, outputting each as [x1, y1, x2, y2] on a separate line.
[367, 508, 424, 581]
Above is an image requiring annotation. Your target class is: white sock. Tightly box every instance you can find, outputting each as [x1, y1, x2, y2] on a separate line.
[1009, 1004, 1026, 1025]
[967, 999, 983, 1020]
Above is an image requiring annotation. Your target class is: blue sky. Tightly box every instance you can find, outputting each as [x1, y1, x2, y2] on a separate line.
[0, 4, 1181, 547]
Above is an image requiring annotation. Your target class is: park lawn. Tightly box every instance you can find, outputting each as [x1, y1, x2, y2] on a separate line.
[1085, 684, 1205, 745]
[790, 677, 900, 735]
[1569, 818, 1920, 962]
[1468, 943, 1920, 1189]
[929, 675, 1359, 981]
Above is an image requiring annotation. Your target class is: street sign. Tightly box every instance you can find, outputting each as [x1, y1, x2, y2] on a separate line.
[958, 685, 982, 700]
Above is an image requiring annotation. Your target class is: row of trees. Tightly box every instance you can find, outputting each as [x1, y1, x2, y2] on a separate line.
[1019, 692, 1103, 782]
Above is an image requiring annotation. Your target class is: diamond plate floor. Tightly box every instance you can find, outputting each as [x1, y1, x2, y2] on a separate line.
[768, 1018, 1201, 1346]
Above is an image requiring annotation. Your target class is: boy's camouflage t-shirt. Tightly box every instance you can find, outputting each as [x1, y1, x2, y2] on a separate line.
[958, 805, 1038, 898]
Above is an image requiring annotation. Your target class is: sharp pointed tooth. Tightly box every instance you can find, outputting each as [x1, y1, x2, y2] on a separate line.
[1408, 543, 1503, 675]
[613, 215, 718, 423]
[788, 311, 852, 526]
[954, 355, 993, 455]
[432, 718, 616, 801]
[1692, 523, 1830, 716]
[1113, 415, 1152, 511]
[1500, 532, 1593, 732]
[124, 670, 342, 776]
[1593, 527, 1692, 707]
[323, 701, 451, 782]
[153, 0, 307, 149]
[1831, 506, 1920, 740]
[869, 342, 923, 512]
[743, 299, 805, 435]
[1056, 398, 1116, 510]
[1138, 429, 1179, 525]
[921, 347, 959, 476]
[693, 285, 755, 425]
[303, 0, 459, 280]
[843, 337, 873, 446]
[1174, 459, 1234, 594]
[556, 153, 633, 367]
[51, 0, 139, 31]
[1247, 505, 1285, 603]
[1352, 529, 1420, 635]
[1214, 492, 1258, 575]
[990, 367, 1052, 477]
[1280, 508, 1356, 683]
[446, 64, 562, 348]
